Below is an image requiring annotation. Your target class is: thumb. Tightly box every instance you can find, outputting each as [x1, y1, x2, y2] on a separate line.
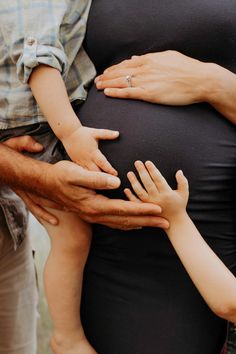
[93, 128, 119, 140]
[21, 136, 44, 153]
[81, 169, 121, 190]
[176, 170, 189, 197]
[67, 163, 121, 190]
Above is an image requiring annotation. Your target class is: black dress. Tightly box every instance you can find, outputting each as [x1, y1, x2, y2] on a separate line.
[78, 1, 236, 353]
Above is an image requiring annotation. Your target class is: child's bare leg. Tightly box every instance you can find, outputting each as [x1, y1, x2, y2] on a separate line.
[40, 209, 96, 354]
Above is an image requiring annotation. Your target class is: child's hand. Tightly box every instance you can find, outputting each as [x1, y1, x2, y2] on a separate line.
[61, 126, 119, 175]
[124, 160, 189, 221]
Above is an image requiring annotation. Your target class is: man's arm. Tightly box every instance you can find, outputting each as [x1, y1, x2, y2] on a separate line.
[1, 138, 169, 230]
[1, 138, 49, 191]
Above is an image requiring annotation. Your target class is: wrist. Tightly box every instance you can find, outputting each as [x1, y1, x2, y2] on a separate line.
[21, 159, 52, 197]
[56, 116, 82, 142]
[1, 145, 52, 197]
[200, 62, 235, 104]
[166, 211, 189, 232]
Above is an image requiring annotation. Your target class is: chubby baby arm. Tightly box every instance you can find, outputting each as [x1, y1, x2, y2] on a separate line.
[29, 64, 119, 175]
[61, 126, 119, 175]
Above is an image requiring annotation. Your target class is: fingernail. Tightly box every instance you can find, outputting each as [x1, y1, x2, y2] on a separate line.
[104, 88, 111, 94]
[34, 143, 43, 150]
[111, 169, 118, 176]
[50, 218, 57, 225]
[178, 170, 183, 175]
[134, 160, 142, 166]
[108, 176, 120, 188]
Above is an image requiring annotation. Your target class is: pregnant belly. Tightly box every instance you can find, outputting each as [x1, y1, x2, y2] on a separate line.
[78, 90, 233, 354]
[75, 85, 236, 261]
[76, 85, 234, 193]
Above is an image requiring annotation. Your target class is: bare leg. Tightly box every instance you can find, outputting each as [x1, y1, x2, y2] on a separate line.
[40, 209, 96, 354]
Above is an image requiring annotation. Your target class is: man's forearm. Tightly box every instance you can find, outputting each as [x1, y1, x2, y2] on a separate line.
[0, 143, 50, 195]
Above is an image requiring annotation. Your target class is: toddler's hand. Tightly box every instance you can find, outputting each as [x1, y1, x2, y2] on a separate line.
[61, 126, 119, 175]
[125, 160, 189, 221]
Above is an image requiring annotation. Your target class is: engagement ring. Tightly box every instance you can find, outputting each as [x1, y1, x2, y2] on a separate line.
[125, 74, 133, 87]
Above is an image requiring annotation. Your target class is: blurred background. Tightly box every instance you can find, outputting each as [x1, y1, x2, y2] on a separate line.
[29, 214, 53, 354]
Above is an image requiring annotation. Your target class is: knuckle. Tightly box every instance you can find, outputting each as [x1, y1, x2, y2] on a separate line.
[95, 155, 104, 165]
[116, 205, 126, 216]
[122, 218, 130, 228]
[137, 190, 146, 200]
[86, 208, 98, 217]
[167, 49, 176, 56]
[22, 135, 32, 145]
[80, 203, 98, 219]
[91, 175, 103, 189]
[122, 90, 131, 98]
[123, 59, 130, 65]
[94, 151, 104, 162]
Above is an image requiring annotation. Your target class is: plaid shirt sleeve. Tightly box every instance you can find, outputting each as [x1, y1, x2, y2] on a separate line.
[0, 0, 90, 83]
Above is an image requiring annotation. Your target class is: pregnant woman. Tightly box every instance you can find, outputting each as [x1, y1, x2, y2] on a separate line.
[77, 1, 236, 353]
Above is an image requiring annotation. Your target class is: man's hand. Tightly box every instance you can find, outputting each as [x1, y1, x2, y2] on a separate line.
[17, 159, 169, 230]
[2, 136, 169, 230]
[3, 135, 44, 153]
[42, 161, 169, 229]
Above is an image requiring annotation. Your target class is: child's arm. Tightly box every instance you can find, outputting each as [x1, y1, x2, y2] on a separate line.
[29, 64, 119, 174]
[125, 160, 236, 322]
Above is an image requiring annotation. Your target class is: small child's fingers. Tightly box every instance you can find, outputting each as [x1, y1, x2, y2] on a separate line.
[176, 170, 189, 197]
[134, 161, 158, 195]
[124, 188, 142, 203]
[94, 150, 118, 175]
[93, 128, 119, 140]
[145, 161, 171, 192]
[127, 171, 149, 202]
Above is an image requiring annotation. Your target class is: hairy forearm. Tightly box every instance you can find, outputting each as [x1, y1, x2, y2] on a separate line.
[166, 212, 236, 322]
[29, 65, 81, 140]
[203, 63, 236, 124]
[0, 143, 50, 196]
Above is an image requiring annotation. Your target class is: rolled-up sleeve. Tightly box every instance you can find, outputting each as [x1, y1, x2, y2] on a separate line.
[0, 1, 69, 83]
[18, 37, 68, 83]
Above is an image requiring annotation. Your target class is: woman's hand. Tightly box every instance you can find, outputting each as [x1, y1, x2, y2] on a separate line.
[96, 50, 236, 123]
[95, 50, 209, 105]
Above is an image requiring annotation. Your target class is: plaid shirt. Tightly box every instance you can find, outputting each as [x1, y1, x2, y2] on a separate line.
[0, 0, 96, 129]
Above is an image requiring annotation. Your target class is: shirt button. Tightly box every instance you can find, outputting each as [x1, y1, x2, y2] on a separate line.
[27, 37, 35, 46]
